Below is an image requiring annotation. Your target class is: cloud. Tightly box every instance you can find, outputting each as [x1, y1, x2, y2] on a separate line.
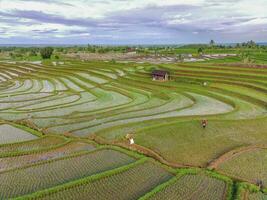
[17, 0, 74, 7]
[0, 10, 98, 27]
[0, 0, 266, 44]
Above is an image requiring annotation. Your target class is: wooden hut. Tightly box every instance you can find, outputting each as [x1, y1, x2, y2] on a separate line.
[152, 70, 169, 81]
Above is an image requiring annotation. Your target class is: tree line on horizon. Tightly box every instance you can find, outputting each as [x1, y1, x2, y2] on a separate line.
[0, 40, 266, 60]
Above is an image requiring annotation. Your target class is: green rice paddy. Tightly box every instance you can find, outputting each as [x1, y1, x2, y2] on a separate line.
[0, 59, 266, 199]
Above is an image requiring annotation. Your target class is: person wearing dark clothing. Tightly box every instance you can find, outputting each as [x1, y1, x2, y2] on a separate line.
[201, 119, 208, 128]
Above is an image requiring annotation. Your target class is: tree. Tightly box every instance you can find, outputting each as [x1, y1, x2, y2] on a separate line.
[40, 47, 54, 59]
[210, 39, 215, 46]
[198, 47, 204, 55]
[247, 40, 257, 48]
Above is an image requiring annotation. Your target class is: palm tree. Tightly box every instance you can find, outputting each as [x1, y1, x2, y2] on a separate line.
[210, 40, 215, 46]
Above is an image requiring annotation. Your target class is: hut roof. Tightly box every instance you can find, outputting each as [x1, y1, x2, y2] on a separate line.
[152, 70, 169, 76]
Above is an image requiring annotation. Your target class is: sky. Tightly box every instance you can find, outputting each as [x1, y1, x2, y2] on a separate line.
[0, 0, 267, 45]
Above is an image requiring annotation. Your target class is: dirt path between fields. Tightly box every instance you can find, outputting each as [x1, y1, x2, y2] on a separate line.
[208, 144, 267, 170]
[88, 134, 195, 168]
[12, 119, 267, 184]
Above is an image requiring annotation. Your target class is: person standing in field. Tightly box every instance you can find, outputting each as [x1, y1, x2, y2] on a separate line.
[201, 119, 208, 128]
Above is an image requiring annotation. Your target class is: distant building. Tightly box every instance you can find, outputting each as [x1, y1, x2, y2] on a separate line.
[126, 47, 136, 54]
[152, 70, 169, 81]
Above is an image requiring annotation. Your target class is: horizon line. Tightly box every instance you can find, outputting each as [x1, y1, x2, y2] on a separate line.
[1, 42, 267, 47]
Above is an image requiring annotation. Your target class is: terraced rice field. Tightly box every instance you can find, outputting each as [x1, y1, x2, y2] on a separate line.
[0, 140, 95, 172]
[217, 147, 267, 187]
[0, 124, 37, 144]
[0, 135, 68, 157]
[0, 60, 266, 199]
[238, 187, 267, 200]
[144, 174, 228, 200]
[0, 148, 138, 198]
[246, 192, 267, 200]
[19, 159, 173, 200]
[0, 123, 232, 200]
